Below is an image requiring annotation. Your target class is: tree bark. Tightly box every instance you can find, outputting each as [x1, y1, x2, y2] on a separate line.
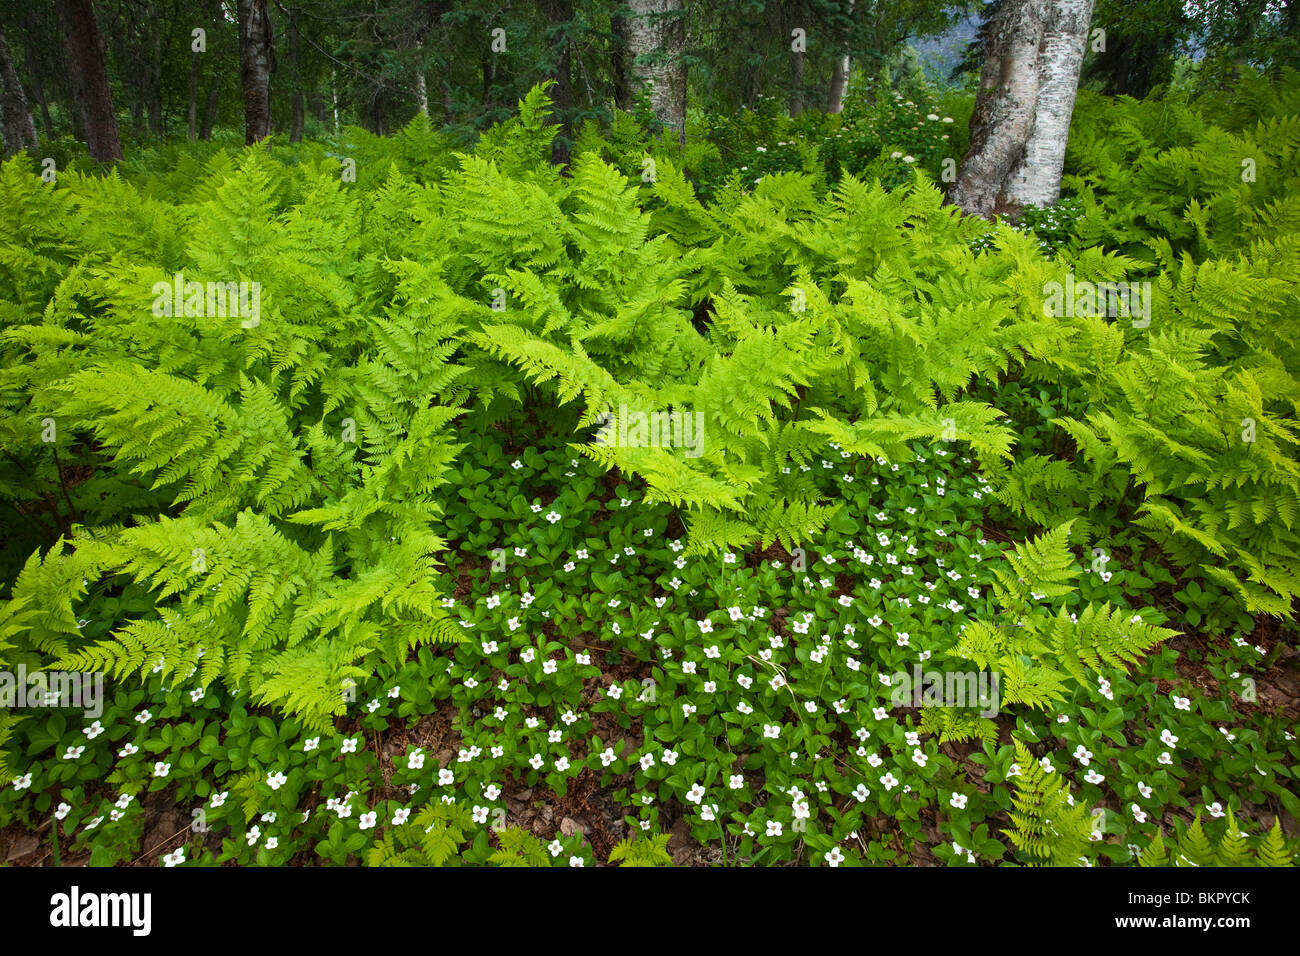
[1004, 0, 1093, 207]
[20, 19, 53, 140]
[188, 43, 200, 140]
[619, 0, 687, 142]
[791, 47, 805, 116]
[199, 0, 222, 139]
[826, 54, 850, 113]
[826, 0, 854, 114]
[0, 31, 39, 156]
[411, 33, 428, 115]
[57, 0, 122, 163]
[542, 0, 574, 164]
[950, 0, 1093, 219]
[237, 0, 275, 144]
[287, 6, 303, 141]
[200, 68, 221, 139]
[145, 24, 163, 137]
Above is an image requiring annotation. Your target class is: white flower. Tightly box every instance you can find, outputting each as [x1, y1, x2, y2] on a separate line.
[1158, 751, 1173, 765]
[950, 793, 968, 809]
[153, 761, 171, 778]
[686, 783, 706, 804]
[1172, 695, 1190, 711]
[163, 848, 186, 867]
[63, 745, 85, 760]
[881, 772, 899, 791]
[340, 737, 358, 754]
[1084, 769, 1105, 785]
[569, 856, 584, 867]
[1073, 745, 1092, 766]
[118, 742, 139, 757]
[766, 820, 783, 837]
[267, 771, 287, 790]
[439, 768, 455, 785]
[1160, 729, 1178, 747]
[359, 811, 377, 830]
[265, 837, 279, 850]
[135, 710, 152, 724]
[246, 825, 261, 846]
[392, 807, 411, 826]
[542, 659, 557, 675]
[1207, 802, 1226, 818]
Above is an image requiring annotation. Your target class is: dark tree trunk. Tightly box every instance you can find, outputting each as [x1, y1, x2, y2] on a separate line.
[611, 8, 631, 111]
[791, 48, 805, 116]
[19, 21, 53, 140]
[0, 31, 40, 156]
[237, 0, 275, 144]
[287, 7, 303, 141]
[57, 0, 122, 162]
[188, 44, 200, 140]
[542, 0, 574, 164]
[200, 67, 220, 139]
[146, 27, 163, 137]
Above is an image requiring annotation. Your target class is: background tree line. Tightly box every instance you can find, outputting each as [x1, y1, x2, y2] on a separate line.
[1, 0, 1298, 217]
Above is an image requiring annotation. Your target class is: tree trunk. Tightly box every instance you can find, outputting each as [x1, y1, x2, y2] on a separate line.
[201, 68, 221, 139]
[791, 47, 805, 116]
[146, 26, 163, 137]
[199, 0, 222, 139]
[543, 0, 574, 164]
[287, 7, 303, 141]
[237, 0, 275, 144]
[611, 8, 631, 111]
[57, 0, 122, 163]
[950, 0, 1093, 219]
[1003, 0, 1093, 207]
[826, 54, 850, 113]
[20, 21, 53, 140]
[0, 31, 40, 156]
[188, 44, 200, 140]
[826, 0, 854, 114]
[619, 0, 687, 142]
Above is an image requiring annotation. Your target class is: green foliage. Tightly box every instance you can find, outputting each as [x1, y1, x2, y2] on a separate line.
[1003, 740, 1094, 866]
[607, 831, 673, 866]
[0, 79, 1296, 874]
[1136, 811, 1297, 867]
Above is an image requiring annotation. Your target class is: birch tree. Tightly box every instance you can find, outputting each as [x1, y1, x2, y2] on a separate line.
[615, 0, 687, 141]
[950, 0, 1095, 219]
[238, 0, 275, 144]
